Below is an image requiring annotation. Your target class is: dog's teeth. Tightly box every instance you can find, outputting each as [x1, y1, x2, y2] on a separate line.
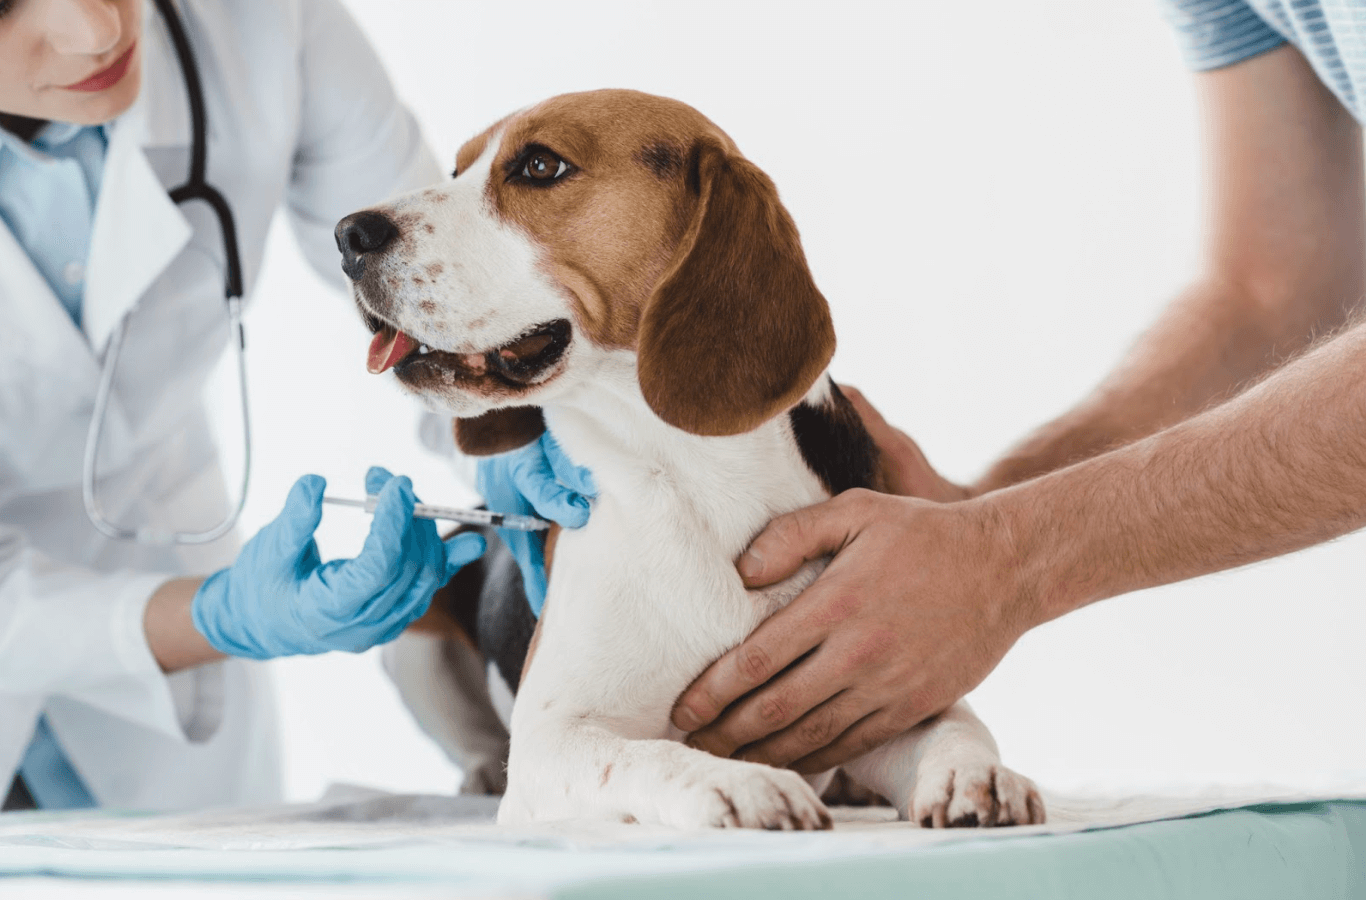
[419, 344, 430, 354]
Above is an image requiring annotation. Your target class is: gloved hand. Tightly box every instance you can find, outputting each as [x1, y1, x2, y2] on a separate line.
[476, 431, 596, 616]
[192, 468, 486, 660]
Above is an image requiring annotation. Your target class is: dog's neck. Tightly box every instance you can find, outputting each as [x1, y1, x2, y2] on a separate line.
[541, 353, 829, 556]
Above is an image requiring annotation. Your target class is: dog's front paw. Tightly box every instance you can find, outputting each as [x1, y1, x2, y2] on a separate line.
[665, 763, 832, 831]
[910, 760, 1045, 828]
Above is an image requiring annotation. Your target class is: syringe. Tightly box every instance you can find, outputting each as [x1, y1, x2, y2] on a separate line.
[322, 495, 551, 531]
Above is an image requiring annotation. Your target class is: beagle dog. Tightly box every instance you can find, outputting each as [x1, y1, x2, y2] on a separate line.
[337, 90, 1044, 829]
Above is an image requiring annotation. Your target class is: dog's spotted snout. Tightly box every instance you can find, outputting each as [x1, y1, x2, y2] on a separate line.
[335, 210, 399, 281]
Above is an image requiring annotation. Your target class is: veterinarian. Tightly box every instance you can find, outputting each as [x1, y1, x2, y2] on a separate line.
[660, 0, 1366, 772]
[0, 0, 488, 812]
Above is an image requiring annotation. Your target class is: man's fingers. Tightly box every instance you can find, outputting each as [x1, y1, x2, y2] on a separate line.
[789, 710, 903, 775]
[738, 491, 870, 588]
[683, 490, 884, 735]
[671, 607, 826, 733]
[684, 648, 845, 759]
[839, 384, 895, 441]
[841, 384, 966, 502]
[840, 384, 920, 466]
[735, 687, 868, 769]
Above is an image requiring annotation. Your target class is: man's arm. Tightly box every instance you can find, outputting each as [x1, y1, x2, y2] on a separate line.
[1009, 316, 1366, 620]
[678, 313, 1366, 771]
[671, 43, 1366, 767]
[983, 43, 1364, 492]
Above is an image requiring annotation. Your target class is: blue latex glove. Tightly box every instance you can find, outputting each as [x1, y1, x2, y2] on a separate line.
[192, 468, 486, 660]
[476, 431, 596, 617]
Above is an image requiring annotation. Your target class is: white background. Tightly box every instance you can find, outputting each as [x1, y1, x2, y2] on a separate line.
[231, 0, 1365, 801]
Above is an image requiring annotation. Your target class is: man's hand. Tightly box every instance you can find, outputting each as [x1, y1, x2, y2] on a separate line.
[670, 489, 1032, 772]
[841, 385, 971, 502]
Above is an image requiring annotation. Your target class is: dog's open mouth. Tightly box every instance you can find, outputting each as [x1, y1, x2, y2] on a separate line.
[366, 318, 572, 387]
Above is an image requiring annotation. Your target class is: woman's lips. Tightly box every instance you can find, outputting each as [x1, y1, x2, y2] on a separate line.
[62, 43, 136, 93]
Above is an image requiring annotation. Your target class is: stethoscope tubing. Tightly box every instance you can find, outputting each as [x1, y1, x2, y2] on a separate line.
[81, 0, 251, 546]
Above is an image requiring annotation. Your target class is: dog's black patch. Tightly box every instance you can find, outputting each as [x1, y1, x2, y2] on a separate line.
[473, 529, 537, 693]
[440, 522, 536, 693]
[788, 380, 880, 495]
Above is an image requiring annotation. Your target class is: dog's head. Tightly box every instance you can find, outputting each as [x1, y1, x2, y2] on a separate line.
[336, 89, 835, 454]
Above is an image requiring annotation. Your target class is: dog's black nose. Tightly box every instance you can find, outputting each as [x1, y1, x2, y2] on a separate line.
[335, 211, 398, 281]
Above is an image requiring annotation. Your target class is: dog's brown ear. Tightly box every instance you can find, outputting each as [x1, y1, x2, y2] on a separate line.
[453, 407, 546, 455]
[637, 139, 835, 436]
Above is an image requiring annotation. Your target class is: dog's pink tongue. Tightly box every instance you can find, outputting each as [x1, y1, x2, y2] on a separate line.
[367, 327, 419, 374]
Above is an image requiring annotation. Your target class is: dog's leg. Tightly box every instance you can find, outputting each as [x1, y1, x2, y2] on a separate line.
[499, 718, 831, 830]
[841, 700, 1044, 827]
[382, 631, 510, 794]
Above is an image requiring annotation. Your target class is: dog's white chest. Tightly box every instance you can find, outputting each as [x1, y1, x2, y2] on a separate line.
[509, 399, 829, 736]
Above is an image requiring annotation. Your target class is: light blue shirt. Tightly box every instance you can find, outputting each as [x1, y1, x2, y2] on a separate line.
[1161, 0, 1366, 121]
[0, 121, 108, 328]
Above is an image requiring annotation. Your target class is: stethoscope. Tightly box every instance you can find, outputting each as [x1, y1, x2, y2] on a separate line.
[82, 0, 250, 546]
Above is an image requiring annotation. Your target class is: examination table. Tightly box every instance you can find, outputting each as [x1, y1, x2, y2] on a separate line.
[1, 783, 1363, 898]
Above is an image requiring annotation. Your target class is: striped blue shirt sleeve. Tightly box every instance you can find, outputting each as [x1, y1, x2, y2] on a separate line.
[1160, 0, 1288, 70]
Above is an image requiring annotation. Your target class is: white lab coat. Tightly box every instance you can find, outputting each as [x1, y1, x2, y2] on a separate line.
[0, 0, 439, 809]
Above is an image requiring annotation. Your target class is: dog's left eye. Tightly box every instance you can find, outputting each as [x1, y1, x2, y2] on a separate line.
[519, 149, 571, 183]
